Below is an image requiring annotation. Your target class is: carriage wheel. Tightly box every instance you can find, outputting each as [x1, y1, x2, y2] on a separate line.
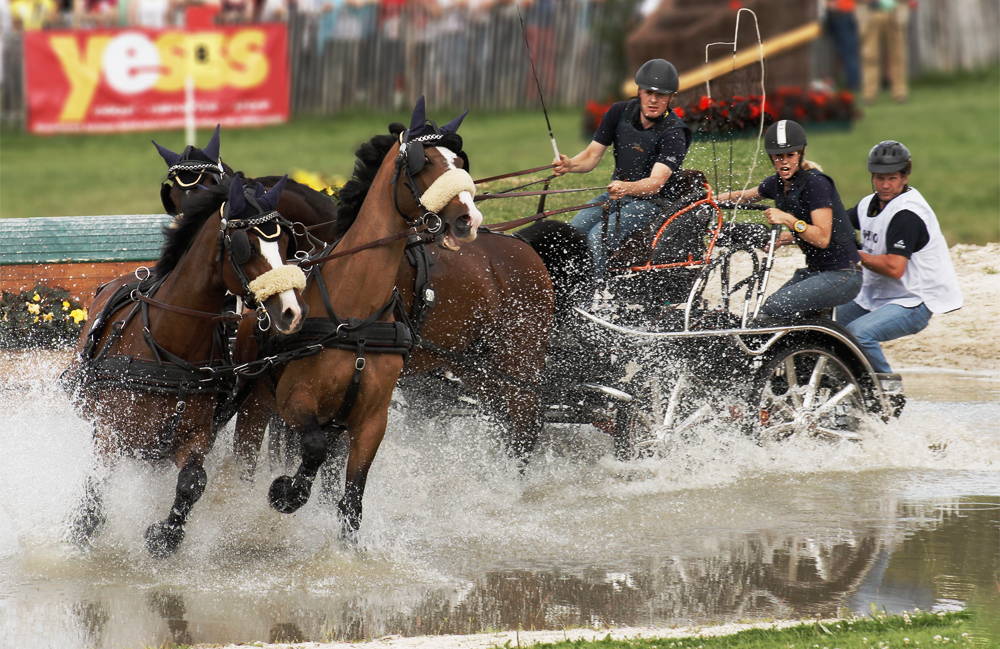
[613, 371, 716, 460]
[750, 346, 871, 443]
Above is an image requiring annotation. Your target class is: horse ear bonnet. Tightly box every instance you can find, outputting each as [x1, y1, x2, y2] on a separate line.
[401, 97, 471, 174]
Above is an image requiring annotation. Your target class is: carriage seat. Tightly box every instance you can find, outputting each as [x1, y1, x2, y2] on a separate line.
[607, 169, 714, 272]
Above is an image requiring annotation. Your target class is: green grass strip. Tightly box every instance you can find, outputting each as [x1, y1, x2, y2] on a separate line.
[492, 611, 982, 648]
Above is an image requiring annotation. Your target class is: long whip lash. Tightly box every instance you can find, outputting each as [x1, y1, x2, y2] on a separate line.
[514, 0, 560, 160]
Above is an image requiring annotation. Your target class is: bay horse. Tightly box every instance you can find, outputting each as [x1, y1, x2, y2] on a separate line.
[62, 176, 307, 557]
[260, 99, 497, 539]
[153, 124, 563, 477]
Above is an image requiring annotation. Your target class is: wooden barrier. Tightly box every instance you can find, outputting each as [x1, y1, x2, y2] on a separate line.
[0, 214, 169, 308]
[1, 261, 154, 308]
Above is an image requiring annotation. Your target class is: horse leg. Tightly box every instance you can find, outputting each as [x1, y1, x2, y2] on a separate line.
[144, 459, 208, 557]
[268, 415, 327, 514]
[71, 474, 107, 550]
[338, 410, 389, 540]
[232, 379, 274, 481]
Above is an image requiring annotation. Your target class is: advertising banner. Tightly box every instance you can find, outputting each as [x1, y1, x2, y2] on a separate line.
[23, 24, 289, 134]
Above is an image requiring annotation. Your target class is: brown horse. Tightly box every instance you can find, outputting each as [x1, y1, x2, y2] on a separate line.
[154, 125, 565, 477]
[63, 176, 307, 556]
[259, 99, 496, 538]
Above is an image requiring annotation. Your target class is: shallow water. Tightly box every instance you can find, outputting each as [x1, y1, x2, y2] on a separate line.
[0, 351, 997, 649]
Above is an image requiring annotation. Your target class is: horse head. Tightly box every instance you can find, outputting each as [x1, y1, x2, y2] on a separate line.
[393, 97, 483, 250]
[220, 175, 308, 335]
[153, 125, 235, 219]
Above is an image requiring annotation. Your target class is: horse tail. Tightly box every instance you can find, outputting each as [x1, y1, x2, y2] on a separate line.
[517, 219, 593, 320]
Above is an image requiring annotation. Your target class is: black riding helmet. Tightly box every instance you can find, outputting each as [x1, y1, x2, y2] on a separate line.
[868, 140, 911, 173]
[635, 58, 679, 95]
[764, 120, 807, 155]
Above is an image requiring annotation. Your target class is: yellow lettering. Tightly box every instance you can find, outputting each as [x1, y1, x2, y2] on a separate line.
[226, 30, 269, 89]
[49, 35, 110, 123]
[153, 32, 187, 93]
[188, 33, 226, 91]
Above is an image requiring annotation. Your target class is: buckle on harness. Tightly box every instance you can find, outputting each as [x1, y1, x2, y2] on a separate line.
[355, 357, 366, 371]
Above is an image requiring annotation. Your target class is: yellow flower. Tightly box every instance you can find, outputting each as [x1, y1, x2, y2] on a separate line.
[32, 293, 41, 302]
[70, 308, 88, 324]
[33, 316, 39, 323]
[62, 301, 71, 311]
[42, 312, 54, 321]
[27, 303, 41, 315]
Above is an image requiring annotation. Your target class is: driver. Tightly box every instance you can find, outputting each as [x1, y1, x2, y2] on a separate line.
[553, 58, 692, 283]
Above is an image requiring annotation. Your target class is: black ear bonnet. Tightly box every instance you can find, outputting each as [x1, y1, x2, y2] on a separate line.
[223, 177, 288, 265]
[397, 97, 471, 177]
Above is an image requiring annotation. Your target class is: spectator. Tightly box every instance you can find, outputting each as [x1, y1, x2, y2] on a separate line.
[218, 0, 253, 22]
[825, 0, 860, 90]
[858, 0, 911, 103]
[10, 0, 58, 29]
[74, 0, 119, 26]
[128, 0, 173, 27]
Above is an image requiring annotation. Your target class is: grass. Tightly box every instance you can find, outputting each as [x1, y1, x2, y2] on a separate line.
[487, 611, 988, 649]
[1, 66, 997, 244]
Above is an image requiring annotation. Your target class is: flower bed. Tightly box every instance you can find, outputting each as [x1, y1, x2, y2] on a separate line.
[582, 87, 859, 140]
[0, 284, 88, 350]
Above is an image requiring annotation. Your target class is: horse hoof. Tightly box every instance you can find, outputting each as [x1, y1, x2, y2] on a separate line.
[145, 521, 185, 558]
[268, 476, 309, 514]
[70, 509, 106, 551]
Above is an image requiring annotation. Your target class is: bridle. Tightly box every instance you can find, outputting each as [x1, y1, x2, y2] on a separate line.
[217, 197, 296, 315]
[390, 132, 475, 237]
[161, 158, 229, 215]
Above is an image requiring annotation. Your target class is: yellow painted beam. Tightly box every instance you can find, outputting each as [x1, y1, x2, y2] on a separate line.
[623, 21, 822, 97]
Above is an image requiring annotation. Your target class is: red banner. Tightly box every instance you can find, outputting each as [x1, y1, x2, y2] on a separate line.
[23, 24, 289, 134]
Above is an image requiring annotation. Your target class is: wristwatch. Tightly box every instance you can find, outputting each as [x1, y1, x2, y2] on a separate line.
[793, 220, 808, 233]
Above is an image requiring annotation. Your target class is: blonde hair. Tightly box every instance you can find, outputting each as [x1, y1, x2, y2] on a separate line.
[801, 158, 824, 172]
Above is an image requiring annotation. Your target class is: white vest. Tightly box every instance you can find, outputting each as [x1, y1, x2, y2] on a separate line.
[855, 188, 962, 313]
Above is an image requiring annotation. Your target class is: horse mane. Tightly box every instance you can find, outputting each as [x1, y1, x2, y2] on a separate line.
[153, 180, 230, 278]
[332, 123, 466, 239]
[247, 175, 338, 225]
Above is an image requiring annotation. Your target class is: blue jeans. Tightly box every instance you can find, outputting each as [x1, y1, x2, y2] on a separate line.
[570, 193, 660, 280]
[837, 300, 932, 373]
[761, 266, 862, 318]
[827, 9, 861, 90]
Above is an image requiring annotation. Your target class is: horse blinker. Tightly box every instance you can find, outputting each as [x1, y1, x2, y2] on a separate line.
[229, 229, 252, 265]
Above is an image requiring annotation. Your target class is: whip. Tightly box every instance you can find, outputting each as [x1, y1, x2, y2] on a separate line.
[513, 0, 560, 161]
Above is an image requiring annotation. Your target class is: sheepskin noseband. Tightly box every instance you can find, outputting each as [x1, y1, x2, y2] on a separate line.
[248, 265, 307, 302]
[420, 168, 476, 214]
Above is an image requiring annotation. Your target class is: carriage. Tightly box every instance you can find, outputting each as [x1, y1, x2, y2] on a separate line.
[399, 167, 906, 461]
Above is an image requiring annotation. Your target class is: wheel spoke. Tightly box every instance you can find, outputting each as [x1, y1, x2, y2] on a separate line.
[813, 383, 858, 416]
[763, 421, 797, 437]
[782, 356, 802, 407]
[802, 355, 828, 409]
[813, 426, 863, 442]
[673, 403, 714, 436]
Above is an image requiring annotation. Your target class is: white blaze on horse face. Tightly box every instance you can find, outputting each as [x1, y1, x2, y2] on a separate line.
[257, 238, 305, 332]
[435, 147, 483, 242]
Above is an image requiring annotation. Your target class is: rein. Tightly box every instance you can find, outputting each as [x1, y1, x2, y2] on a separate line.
[298, 222, 430, 269]
[472, 164, 555, 185]
[132, 293, 247, 323]
[474, 186, 605, 201]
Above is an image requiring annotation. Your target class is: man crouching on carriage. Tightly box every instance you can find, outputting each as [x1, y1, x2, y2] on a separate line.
[552, 58, 692, 285]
